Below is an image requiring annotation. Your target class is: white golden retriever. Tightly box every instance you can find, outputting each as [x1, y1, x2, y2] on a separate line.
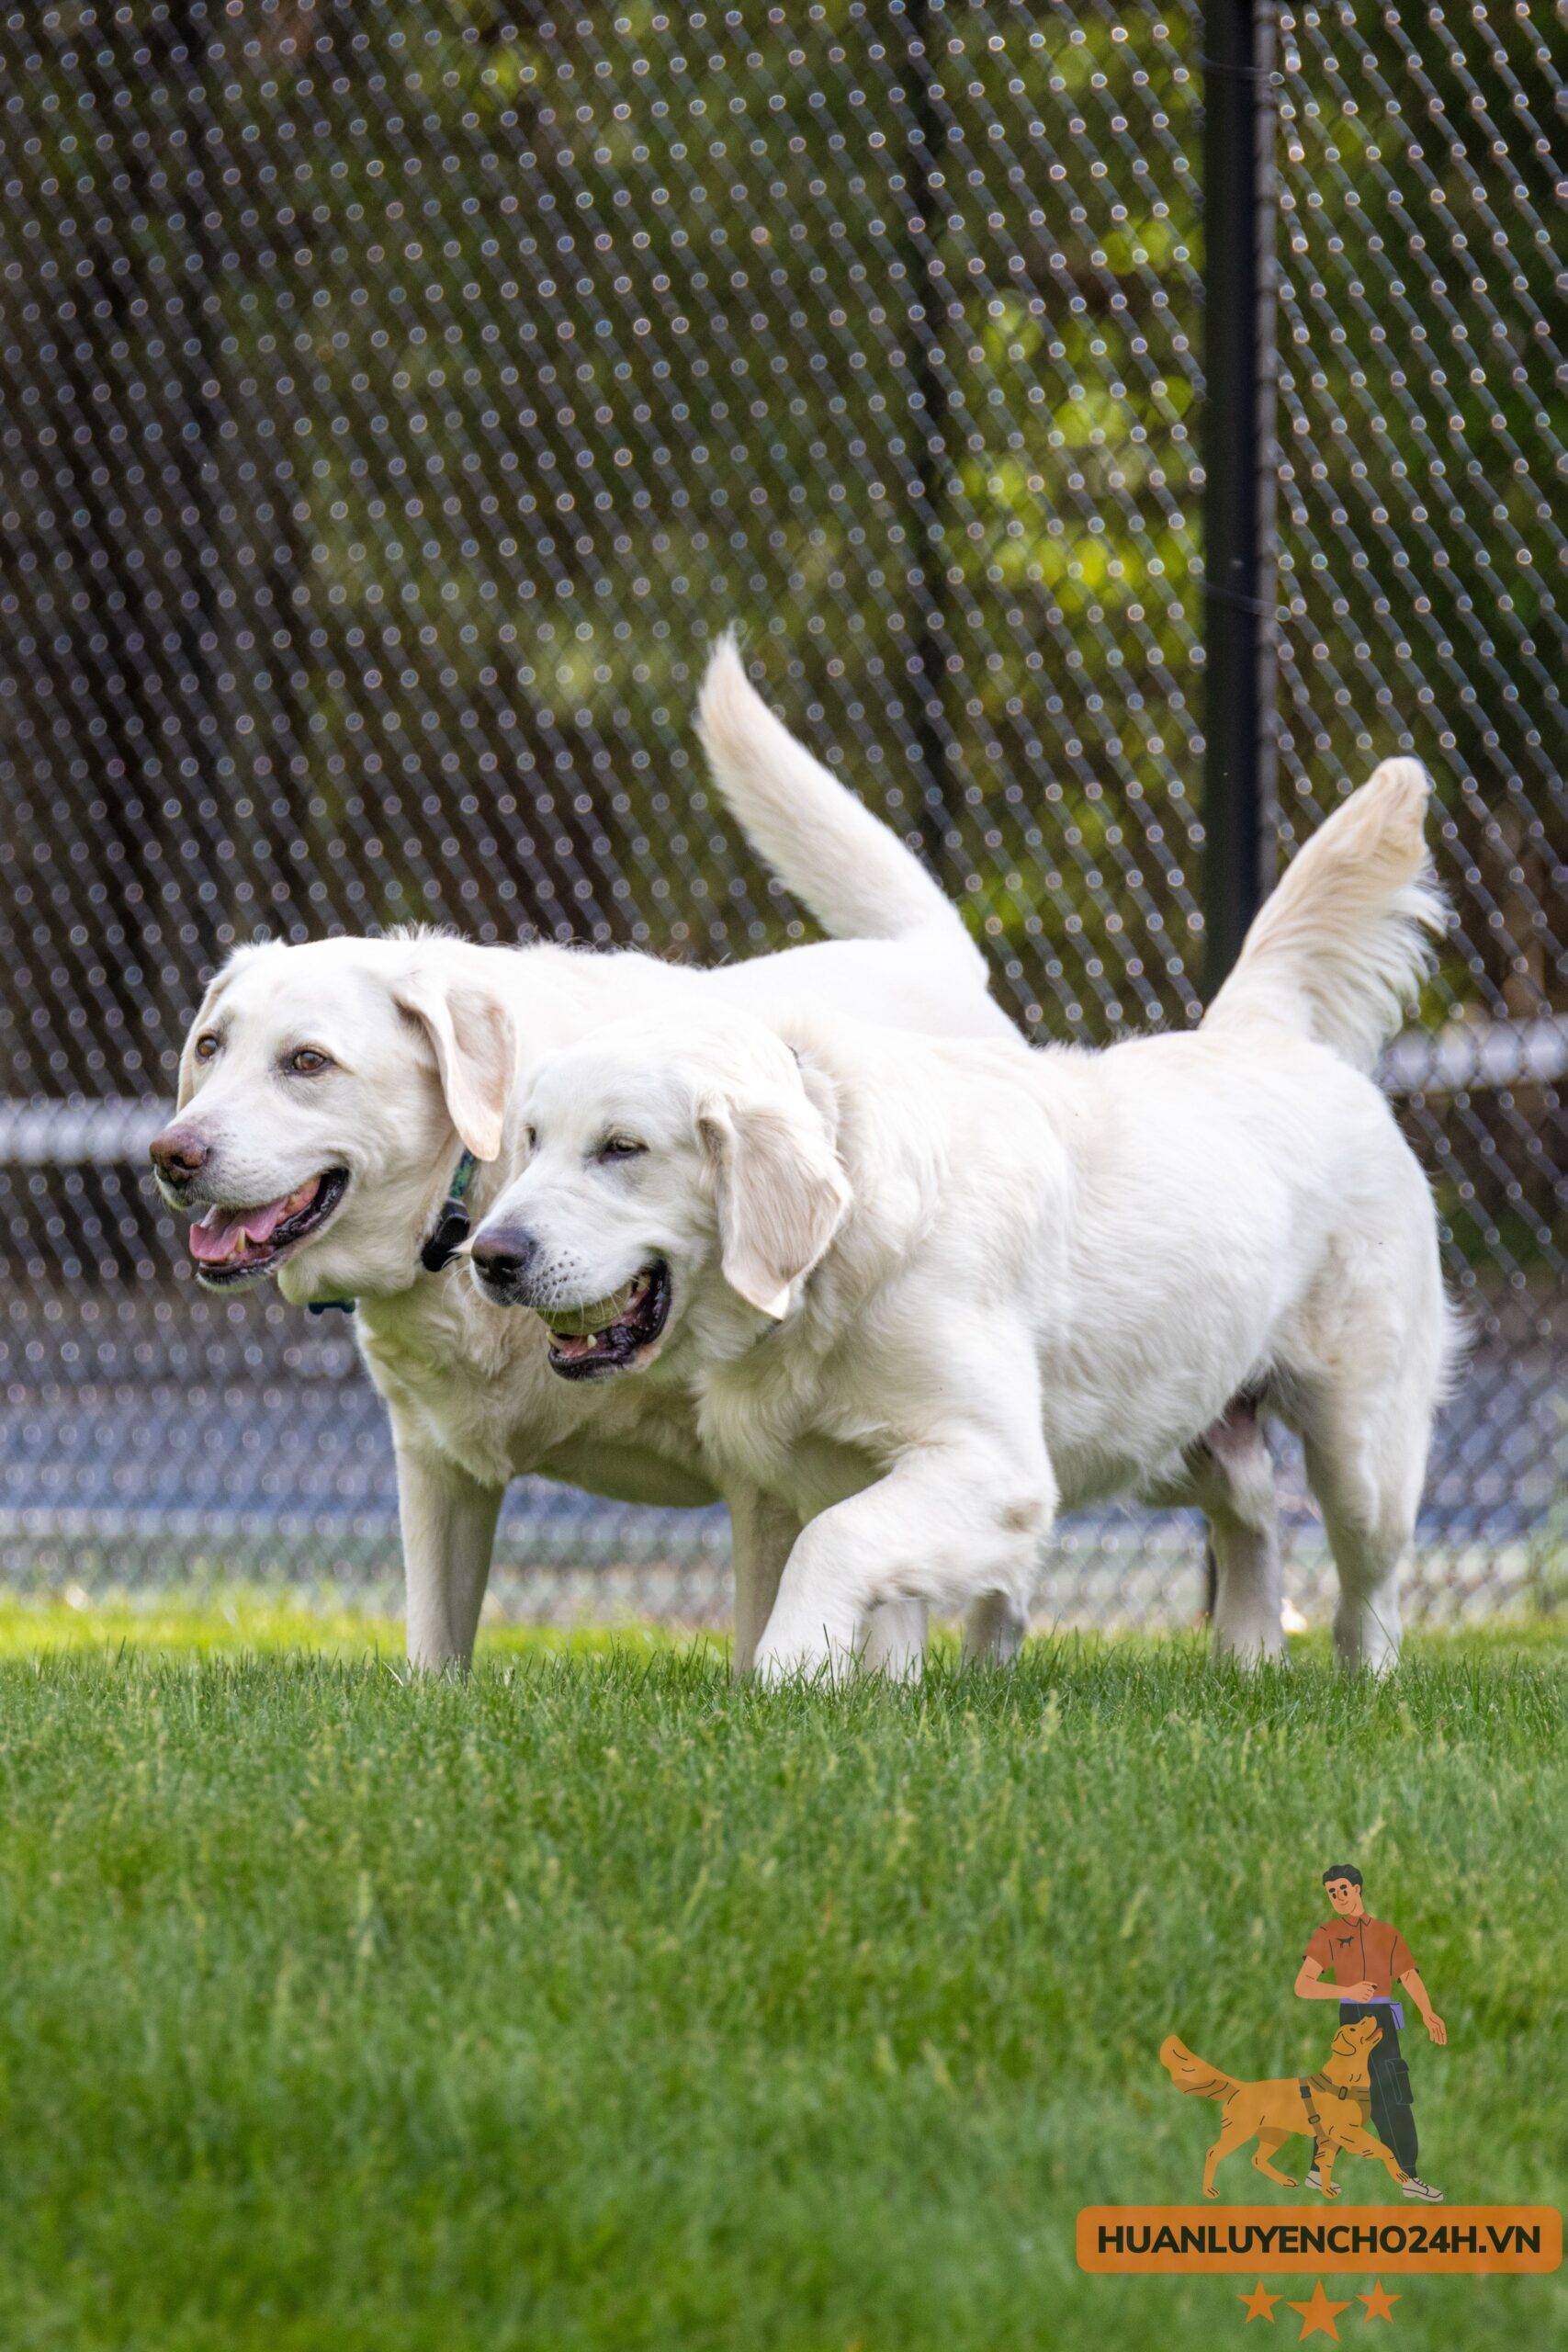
[473, 757, 1455, 1676]
[151, 641, 1020, 1671]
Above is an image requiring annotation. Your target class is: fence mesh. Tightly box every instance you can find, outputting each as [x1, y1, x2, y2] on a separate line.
[0, 2, 1562, 1631]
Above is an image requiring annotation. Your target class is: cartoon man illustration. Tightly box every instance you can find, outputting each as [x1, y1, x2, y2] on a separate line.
[1294, 1862, 1447, 2201]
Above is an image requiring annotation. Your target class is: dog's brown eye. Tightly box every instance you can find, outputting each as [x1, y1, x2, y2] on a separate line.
[525, 1125, 537, 1153]
[598, 1135, 647, 1163]
[194, 1033, 220, 1063]
[288, 1046, 331, 1075]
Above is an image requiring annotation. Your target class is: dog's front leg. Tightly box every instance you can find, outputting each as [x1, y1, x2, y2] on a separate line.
[393, 1422, 504, 1673]
[729, 1484, 928, 1679]
[727, 1482, 801, 1679]
[1337, 2122, 1407, 2188]
[751, 1420, 1054, 1685]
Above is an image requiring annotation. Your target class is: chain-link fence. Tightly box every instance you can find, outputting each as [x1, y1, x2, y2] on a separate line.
[0, 2, 1562, 1632]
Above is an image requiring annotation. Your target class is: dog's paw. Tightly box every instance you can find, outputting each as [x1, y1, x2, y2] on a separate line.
[750, 1639, 843, 1688]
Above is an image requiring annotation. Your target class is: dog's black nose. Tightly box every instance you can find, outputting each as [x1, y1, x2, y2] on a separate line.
[150, 1125, 210, 1182]
[470, 1228, 538, 1295]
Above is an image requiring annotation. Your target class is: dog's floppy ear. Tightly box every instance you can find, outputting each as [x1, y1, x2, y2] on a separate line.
[698, 1077, 850, 1319]
[394, 967, 517, 1162]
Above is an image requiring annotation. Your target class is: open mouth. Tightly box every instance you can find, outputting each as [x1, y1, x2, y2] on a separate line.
[538, 1261, 671, 1381]
[187, 1168, 349, 1288]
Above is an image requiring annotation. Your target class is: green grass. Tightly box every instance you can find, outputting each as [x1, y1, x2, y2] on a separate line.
[0, 1601, 1563, 2350]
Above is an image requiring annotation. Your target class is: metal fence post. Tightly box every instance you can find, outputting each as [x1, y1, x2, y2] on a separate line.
[906, 0, 955, 876]
[1201, 2, 1279, 1624]
[1201, 0, 1279, 999]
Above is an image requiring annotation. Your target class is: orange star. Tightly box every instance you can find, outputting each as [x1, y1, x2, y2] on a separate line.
[1287, 2280, 1353, 2341]
[1238, 2278, 1281, 2323]
[1357, 2280, 1401, 2323]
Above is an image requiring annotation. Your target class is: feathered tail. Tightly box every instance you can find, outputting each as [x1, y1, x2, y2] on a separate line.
[697, 632, 987, 978]
[1203, 758, 1448, 1072]
[1160, 2035, 1236, 2102]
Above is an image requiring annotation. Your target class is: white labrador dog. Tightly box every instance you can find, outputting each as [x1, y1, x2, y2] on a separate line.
[151, 641, 1019, 1671]
[473, 757, 1455, 1676]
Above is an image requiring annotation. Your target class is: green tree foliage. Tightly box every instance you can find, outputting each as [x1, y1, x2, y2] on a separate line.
[2, 3, 1562, 1292]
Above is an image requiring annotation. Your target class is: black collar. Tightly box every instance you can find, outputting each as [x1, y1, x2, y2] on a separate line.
[420, 1148, 479, 1272]
[308, 1148, 478, 1317]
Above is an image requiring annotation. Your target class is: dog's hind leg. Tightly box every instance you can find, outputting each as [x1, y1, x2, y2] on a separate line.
[1251, 2130, 1299, 2188]
[962, 1588, 1030, 1666]
[1281, 1197, 1447, 1671]
[1163, 1397, 1285, 1665]
[1297, 1369, 1435, 1674]
[1203, 2112, 1256, 2200]
[863, 1599, 929, 1679]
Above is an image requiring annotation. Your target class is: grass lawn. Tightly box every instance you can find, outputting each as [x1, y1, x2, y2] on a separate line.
[0, 1598, 1563, 2351]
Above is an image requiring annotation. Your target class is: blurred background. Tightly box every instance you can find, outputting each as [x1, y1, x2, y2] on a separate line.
[0, 2, 1562, 1631]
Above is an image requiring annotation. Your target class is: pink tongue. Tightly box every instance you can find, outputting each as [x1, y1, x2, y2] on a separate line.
[190, 1179, 318, 1264]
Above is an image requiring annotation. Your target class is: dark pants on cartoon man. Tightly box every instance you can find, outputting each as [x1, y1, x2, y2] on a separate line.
[1322, 2002, 1417, 2176]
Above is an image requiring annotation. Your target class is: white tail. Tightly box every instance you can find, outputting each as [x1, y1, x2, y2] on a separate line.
[1204, 758, 1448, 1071]
[697, 632, 987, 976]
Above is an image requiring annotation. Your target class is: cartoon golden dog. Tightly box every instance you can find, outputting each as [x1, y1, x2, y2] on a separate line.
[1161, 2017, 1409, 2199]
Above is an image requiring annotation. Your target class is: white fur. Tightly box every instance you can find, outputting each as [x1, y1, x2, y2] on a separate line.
[491, 758, 1452, 1678]
[698, 631, 988, 974]
[1205, 758, 1446, 1071]
[154, 647, 1017, 1672]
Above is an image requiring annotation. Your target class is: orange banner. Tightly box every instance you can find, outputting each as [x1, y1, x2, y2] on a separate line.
[1077, 2205, 1562, 2274]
